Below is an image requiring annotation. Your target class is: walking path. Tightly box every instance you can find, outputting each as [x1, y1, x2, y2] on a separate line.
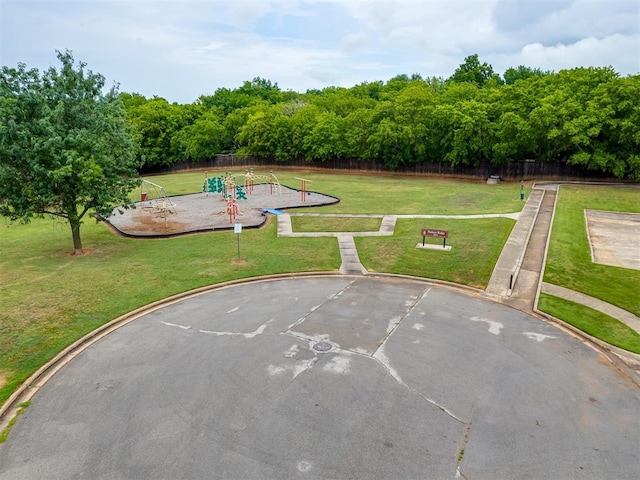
[277, 212, 520, 276]
[488, 182, 640, 340]
[276, 186, 640, 345]
[541, 283, 640, 333]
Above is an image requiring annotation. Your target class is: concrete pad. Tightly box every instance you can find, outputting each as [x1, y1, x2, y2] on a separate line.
[1, 277, 639, 480]
[585, 210, 640, 271]
[415, 243, 452, 251]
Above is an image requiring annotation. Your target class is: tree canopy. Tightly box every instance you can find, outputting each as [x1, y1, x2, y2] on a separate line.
[121, 55, 640, 180]
[0, 50, 140, 254]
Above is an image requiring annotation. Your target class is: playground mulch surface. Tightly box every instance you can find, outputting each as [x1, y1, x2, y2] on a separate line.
[106, 183, 339, 237]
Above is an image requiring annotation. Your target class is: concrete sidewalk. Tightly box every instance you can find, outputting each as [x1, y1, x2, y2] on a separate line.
[277, 212, 521, 277]
[337, 234, 368, 275]
[542, 282, 640, 334]
[484, 182, 640, 339]
[276, 194, 640, 340]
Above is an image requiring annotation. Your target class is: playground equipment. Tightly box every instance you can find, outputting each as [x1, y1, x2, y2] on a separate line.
[225, 195, 239, 223]
[203, 171, 244, 198]
[139, 179, 177, 228]
[296, 177, 313, 202]
[244, 168, 255, 195]
[201, 170, 288, 224]
[257, 171, 282, 196]
[203, 170, 282, 198]
[140, 179, 176, 213]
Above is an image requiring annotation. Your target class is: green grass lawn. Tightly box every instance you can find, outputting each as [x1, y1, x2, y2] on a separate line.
[538, 293, 640, 354]
[144, 170, 529, 214]
[543, 185, 640, 316]
[291, 216, 382, 232]
[5, 171, 638, 411]
[1, 170, 525, 406]
[0, 216, 339, 404]
[358, 218, 514, 288]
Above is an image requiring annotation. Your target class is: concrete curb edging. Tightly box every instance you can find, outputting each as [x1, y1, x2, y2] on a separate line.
[0, 271, 495, 433]
[0, 271, 339, 432]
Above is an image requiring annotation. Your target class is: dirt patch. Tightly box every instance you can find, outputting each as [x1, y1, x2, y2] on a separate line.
[585, 210, 640, 271]
[64, 249, 96, 257]
[106, 183, 338, 238]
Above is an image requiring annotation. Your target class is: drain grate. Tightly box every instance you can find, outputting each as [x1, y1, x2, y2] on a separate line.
[312, 341, 332, 352]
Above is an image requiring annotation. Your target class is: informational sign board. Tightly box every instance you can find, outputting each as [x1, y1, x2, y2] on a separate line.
[421, 228, 448, 239]
[420, 228, 449, 248]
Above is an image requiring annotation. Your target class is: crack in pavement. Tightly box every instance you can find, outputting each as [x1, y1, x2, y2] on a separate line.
[371, 286, 432, 357]
[284, 280, 356, 334]
[455, 423, 473, 479]
[283, 285, 469, 425]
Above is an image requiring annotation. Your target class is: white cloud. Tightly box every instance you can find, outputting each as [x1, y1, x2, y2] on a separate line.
[340, 32, 370, 53]
[518, 34, 640, 73]
[1, 0, 638, 103]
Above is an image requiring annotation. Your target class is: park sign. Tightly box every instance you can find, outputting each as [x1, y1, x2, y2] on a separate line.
[421, 228, 449, 248]
[421, 228, 448, 239]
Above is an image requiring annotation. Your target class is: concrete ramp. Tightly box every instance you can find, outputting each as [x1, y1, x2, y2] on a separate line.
[485, 188, 545, 297]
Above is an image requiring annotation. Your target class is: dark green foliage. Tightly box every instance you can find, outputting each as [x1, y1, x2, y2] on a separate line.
[503, 65, 550, 85]
[119, 55, 640, 179]
[449, 54, 504, 87]
[0, 50, 140, 253]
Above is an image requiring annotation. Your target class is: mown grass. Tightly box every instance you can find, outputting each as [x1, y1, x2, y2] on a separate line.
[543, 185, 640, 316]
[358, 218, 514, 288]
[0, 213, 339, 405]
[291, 216, 382, 232]
[1, 170, 526, 406]
[538, 293, 640, 354]
[144, 170, 529, 214]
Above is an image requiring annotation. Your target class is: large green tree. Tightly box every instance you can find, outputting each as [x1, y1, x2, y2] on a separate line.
[449, 54, 503, 87]
[124, 96, 188, 168]
[0, 50, 139, 254]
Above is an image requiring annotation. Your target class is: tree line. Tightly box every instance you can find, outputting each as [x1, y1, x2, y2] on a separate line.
[2, 52, 638, 253]
[122, 55, 640, 180]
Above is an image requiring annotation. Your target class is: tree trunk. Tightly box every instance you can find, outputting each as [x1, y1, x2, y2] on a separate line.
[69, 218, 84, 255]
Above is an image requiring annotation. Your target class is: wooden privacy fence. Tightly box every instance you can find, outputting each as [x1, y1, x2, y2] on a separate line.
[141, 155, 623, 182]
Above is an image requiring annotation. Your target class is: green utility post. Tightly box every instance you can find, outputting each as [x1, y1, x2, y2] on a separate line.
[520, 181, 525, 201]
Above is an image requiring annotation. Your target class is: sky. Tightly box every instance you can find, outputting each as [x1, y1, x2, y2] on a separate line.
[1, 0, 639, 104]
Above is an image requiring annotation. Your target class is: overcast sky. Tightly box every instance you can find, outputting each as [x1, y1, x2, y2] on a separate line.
[1, 0, 638, 104]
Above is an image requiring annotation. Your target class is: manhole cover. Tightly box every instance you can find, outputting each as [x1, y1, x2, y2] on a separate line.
[313, 341, 332, 352]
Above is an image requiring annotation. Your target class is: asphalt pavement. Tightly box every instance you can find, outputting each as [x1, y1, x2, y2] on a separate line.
[2, 182, 639, 479]
[1, 276, 639, 480]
